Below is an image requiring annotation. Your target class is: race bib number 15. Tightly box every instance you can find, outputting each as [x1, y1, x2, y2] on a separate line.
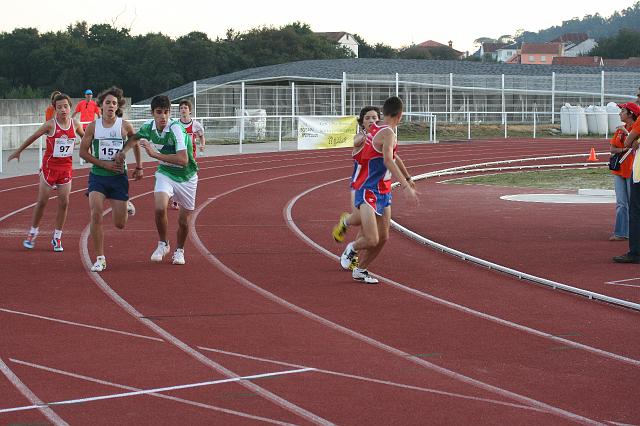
[98, 139, 124, 161]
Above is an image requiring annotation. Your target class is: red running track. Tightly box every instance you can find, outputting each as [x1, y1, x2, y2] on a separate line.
[0, 139, 638, 425]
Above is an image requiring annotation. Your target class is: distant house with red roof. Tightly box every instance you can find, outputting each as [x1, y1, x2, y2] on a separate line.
[315, 32, 359, 57]
[520, 43, 563, 65]
[602, 57, 640, 67]
[416, 40, 466, 59]
[552, 56, 603, 67]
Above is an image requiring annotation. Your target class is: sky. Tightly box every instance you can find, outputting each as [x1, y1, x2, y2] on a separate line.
[1, 0, 636, 53]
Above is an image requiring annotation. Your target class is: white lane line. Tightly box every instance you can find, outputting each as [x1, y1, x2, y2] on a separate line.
[0, 308, 163, 342]
[8, 359, 295, 425]
[1, 304, 538, 414]
[605, 278, 640, 288]
[189, 171, 601, 425]
[0, 358, 68, 425]
[288, 178, 640, 367]
[0, 367, 314, 414]
[80, 193, 333, 426]
[196, 346, 546, 414]
[0, 303, 541, 414]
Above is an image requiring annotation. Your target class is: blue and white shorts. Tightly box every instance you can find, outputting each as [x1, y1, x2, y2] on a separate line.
[354, 188, 392, 216]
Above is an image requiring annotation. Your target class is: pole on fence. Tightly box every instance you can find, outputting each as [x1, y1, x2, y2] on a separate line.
[278, 116, 282, 151]
[341, 72, 347, 116]
[551, 72, 556, 124]
[467, 111, 471, 140]
[39, 136, 43, 168]
[240, 81, 245, 153]
[575, 112, 579, 140]
[193, 81, 197, 118]
[395, 73, 399, 97]
[504, 112, 507, 139]
[501, 74, 505, 125]
[291, 82, 296, 143]
[449, 73, 453, 122]
[434, 115, 437, 142]
[533, 110, 536, 139]
[0, 128, 3, 173]
[600, 70, 605, 107]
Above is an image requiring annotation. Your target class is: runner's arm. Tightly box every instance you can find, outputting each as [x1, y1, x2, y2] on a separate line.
[122, 121, 144, 180]
[394, 154, 415, 189]
[380, 130, 411, 189]
[7, 121, 53, 162]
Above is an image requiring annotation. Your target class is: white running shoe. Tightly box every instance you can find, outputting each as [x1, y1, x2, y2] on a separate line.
[340, 242, 357, 270]
[127, 201, 136, 216]
[172, 248, 185, 265]
[151, 241, 170, 262]
[91, 257, 107, 272]
[352, 268, 379, 284]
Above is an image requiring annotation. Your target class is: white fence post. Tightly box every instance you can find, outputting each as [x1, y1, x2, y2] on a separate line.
[504, 112, 507, 139]
[533, 110, 537, 139]
[601, 70, 605, 107]
[291, 82, 296, 141]
[240, 81, 245, 153]
[39, 136, 43, 168]
[449, 73, 453, 122]
[278, 116, 282, 151]
[341, 72, 346, 116]
[193, 81, 197, 118]
[501, 74, 505, 125]
[551, 72, 556, 124]
[0, 128, 3, 173]
[467, 111, 471, 140]
[395, 73, 399, 97]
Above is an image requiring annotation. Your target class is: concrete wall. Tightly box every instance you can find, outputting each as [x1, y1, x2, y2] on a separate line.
[0, 98, 130, 150]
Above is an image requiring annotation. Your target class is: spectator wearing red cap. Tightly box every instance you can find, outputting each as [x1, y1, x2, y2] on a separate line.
[609, 102, 639, 242]
[614, 102, 640, 263]
[72, 89, 101, 130]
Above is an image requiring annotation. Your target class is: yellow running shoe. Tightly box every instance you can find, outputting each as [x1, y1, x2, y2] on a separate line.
[349, 254, 359, 271]
[332, 212, 349, 242]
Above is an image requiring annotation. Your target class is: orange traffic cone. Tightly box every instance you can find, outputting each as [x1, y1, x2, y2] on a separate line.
[587, 147, 598, 162]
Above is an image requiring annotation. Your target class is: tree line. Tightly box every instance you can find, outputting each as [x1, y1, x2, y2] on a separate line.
[0, 22, 461, 102]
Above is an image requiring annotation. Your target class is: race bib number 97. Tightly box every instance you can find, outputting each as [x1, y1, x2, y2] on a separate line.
[53, 138, 75, 158]
[98, 139, 124, 161]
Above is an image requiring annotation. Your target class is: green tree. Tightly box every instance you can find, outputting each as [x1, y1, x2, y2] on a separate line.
[590, 28, 640, 58]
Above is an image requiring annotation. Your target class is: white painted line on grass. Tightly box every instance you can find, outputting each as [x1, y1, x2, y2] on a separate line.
[0, 367, 314, 414]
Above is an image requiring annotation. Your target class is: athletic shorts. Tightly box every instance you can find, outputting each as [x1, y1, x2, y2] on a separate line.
[40, 166, 72, 188]
[155, 172, 198, 211]
[354, 188, 392, 216]
[87, 172, 129, 201]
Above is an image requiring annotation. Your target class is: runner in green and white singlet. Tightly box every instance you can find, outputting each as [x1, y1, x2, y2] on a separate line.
[117, 95, 199, 266]
[135, 118, 198, 182]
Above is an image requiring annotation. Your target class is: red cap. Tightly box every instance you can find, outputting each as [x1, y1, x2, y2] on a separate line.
[618, 102, 640, 116]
